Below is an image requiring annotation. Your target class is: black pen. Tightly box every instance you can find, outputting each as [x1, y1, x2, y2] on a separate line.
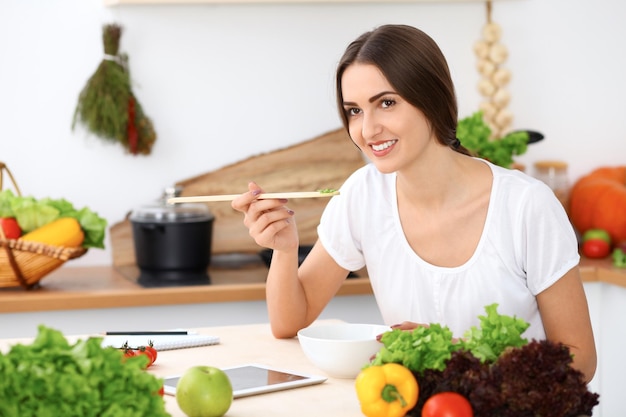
[104, 331, 189, 335]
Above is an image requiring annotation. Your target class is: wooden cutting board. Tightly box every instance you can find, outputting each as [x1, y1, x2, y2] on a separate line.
[110, 128, 365, 267]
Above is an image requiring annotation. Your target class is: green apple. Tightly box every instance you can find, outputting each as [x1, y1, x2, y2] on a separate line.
[176, 366, 233, 417]
[582, 229, 611, 245]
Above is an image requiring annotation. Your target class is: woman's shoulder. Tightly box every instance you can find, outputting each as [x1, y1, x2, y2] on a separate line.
[481, 159, 561, 210]
[482, 159, 547, 190]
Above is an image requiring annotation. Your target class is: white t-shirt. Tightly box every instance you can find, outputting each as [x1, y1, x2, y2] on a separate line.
[317, 160, 579, 340]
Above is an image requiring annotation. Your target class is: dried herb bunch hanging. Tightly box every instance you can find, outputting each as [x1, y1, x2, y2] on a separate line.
[72, 23, 156, 155]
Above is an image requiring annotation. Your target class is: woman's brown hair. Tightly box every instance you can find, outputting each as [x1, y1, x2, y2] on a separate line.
[336, 24, 470, 155]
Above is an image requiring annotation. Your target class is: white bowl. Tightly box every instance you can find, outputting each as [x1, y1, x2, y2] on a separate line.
[297, 323, 391, 379]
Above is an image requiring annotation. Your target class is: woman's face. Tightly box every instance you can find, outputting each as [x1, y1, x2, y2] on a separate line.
[341, 63, 435, 174]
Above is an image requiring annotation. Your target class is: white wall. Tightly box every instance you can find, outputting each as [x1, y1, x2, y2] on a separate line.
[2, 0, 625, 266]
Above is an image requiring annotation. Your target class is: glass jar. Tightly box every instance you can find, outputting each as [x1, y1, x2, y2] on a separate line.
[533, 160, 570, 210]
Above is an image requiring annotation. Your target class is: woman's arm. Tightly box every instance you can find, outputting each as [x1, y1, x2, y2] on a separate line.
[232, 182, 348, 339]
[266, 240, 350, 338]
[536, 266, 597, 383]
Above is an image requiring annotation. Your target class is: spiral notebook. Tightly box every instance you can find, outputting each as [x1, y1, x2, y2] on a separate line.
[100, 332, 220, 351]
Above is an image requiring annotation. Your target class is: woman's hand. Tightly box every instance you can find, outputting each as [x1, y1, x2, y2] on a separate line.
[231, 181, 299, 252]
[379, 322, 459, 343]
[390, 321, 424, 331]
[375, 322, 423, 343]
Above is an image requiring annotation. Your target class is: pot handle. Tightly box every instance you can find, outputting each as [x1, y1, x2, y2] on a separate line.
[138, 223, 165, 232]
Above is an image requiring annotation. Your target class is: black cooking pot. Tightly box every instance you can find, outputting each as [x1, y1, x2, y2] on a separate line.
[130, 187, 214, 273]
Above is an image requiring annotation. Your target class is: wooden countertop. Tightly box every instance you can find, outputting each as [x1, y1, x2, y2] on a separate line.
[0, 263, 373, 313]
[1, 256, 624, 314]
[578, 256, 626, 287]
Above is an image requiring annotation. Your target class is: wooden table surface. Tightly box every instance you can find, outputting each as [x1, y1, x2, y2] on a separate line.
[0, 256, 624, 314]
[0, 320, 364, 417]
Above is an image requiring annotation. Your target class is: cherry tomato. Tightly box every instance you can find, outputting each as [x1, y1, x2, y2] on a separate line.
[422, 392, 473, 417]
[582, 239, 611, 259]
[119, 342, 156, 368]
[142, 348, 156, 366]
[0, 217, 22, 239]
[145, 343, 158, 364]
[133, 348, 154, 368]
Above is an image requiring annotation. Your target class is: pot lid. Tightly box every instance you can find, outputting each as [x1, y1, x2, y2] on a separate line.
[130, 186, 214, 223]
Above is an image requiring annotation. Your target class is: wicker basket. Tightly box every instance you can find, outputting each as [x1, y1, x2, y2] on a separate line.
[0, 162, 87, 289]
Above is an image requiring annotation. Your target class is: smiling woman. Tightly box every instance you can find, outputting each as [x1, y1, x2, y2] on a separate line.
[230, 24, 597, 389]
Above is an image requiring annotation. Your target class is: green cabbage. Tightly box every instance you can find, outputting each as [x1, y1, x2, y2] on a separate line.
[371, 303, 530, 374]
[0, 326, 170, 417]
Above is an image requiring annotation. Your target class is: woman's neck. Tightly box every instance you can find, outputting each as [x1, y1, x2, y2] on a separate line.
[396, 148, 472, 210]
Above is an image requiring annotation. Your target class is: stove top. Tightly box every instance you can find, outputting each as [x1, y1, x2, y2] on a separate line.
[136, 269, 210, 288]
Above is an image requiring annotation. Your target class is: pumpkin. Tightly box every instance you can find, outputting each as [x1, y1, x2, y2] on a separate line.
[569, 166, 626, 244]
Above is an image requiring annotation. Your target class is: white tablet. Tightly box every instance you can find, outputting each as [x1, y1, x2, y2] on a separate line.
[163, 363, 327, 398]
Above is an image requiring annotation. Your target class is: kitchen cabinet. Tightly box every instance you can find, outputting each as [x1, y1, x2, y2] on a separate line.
[584, 281, 626, 417]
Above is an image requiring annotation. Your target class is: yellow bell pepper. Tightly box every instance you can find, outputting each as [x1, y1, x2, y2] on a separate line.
[20, 217, 84, 247]
[355, 363, 419, 417]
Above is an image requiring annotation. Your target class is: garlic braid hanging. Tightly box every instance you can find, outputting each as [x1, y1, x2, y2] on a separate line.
[473, 1, 513, 139]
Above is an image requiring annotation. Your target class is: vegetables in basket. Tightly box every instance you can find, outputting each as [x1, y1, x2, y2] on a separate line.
[0, 189, 107, 249]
